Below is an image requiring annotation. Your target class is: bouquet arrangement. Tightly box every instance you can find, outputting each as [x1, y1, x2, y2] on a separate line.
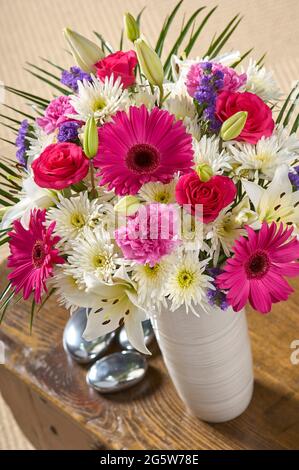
[1, 3, 299, 355]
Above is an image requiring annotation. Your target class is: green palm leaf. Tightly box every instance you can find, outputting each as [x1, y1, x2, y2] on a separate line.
[26, 62, 61, 82]
[40, 57, 64, 72]
[283, 90, 299, 127]
[291, 112, 299, 134]
[24, 68, 70, 95]
[155, 0, 184, 57]
[93, 31, 114, 54]
[2, 104, 36, 121]
[276, 83, 299, 124]
[164, 6, 206, 76]
[207, 15, 243, 59]
[136, 7, 146, 27]
[231, 48, 254, 68]
[184, 6, 218, 57]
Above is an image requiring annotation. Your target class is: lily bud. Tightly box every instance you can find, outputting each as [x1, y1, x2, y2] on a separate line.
[83, 117, 99, 159]
[135, 38, 164, 88]
[220, 111, 248, 141]
[114, 196, 141, 216]
[124, 12, 140, 43]
[63, 28, 104, 73]
[235, 208, 257, 226]
[195, 163, 213, 182]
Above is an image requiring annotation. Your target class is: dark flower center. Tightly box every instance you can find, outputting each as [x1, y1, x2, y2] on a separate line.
[125, 143, 160, 174]
[245, 250, 270, 279]
[32, 240, 46, 268]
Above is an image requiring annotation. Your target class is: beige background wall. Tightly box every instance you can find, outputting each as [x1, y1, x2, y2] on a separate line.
[0, 0, 299, 450]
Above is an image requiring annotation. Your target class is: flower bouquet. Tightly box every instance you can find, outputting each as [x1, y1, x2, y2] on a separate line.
[1, 2, 299, 423]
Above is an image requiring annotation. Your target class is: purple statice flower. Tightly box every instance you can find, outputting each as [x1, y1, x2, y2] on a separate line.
[207, 267, 229, 311]
[289, 166, 299, 189]
[192, 62, 224, 133]
[15, 119, 29, 166]
[61, 66, 92, 92]
[57, 121, 81, 143]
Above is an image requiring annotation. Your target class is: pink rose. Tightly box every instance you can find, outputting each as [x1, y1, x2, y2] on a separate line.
[175, 171, 237, 223]
[36, 96, 76, 134]
[95, 50, 138, 89]
[216, 91, 274, 144]
[32, 143, 89, 190]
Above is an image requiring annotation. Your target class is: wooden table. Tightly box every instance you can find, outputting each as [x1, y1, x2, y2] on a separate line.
[0, 262, 299, 450]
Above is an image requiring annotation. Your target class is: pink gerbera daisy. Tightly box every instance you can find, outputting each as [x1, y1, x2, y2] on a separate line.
[93, 105, 194, 195]
[7, 209, 64, 303]
[217, 222, 299, 314]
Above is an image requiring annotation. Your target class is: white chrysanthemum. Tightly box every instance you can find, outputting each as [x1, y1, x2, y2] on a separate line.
[184, 117, 202, 140]
[67, 226, 118, 284]
[275, 124, 299, 157]
[180, 208, 209, 253]
[227, 134, 295, 180]
[163, 81, 196, 122]
[130, 85, 157, 109]
[88, 202, 116, 233]
[243, 59, 281, 102]
[165, 254, 214, 314]
[193, 135, 232, 174]
[139, 180, 177, 204]
[132, 259, 170, 309]
[47, 192, 103, 243]
[52, 267, 86, 314]
[69, 75, 128, 123]
[205, 199, 256, 264]
[27, 124, 56, 167]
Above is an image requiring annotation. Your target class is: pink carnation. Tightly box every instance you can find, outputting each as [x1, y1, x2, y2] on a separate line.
[115, 204, 181, 267]
[186, 62, 247, 98]
[36, 96, 76, 134]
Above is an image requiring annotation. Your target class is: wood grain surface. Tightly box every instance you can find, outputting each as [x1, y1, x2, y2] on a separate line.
[0, 262, 298, 450]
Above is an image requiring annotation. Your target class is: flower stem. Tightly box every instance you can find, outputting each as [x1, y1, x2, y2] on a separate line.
[89, 163, 98, 199]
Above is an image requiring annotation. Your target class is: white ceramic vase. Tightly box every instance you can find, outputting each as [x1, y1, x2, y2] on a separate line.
[151, 304, 254, 423]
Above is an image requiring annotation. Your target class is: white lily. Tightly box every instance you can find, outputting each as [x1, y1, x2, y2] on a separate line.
[0, 176, 56, 230]
[242, 164, 299, 229]
[82, 266, 150, 355]
[205, 198, 256, 264]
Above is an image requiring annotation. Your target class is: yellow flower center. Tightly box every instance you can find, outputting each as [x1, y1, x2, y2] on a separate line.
[154, 192, 170, 203]
[255, 152, 272, 164]
[68, 275, 78, 287]
[143, 263, 160, 277]
[92, 96, 106, 112]
[177, 269, 194, 289]
[71, 212, 85, 228]
[93, 254, 107, 268]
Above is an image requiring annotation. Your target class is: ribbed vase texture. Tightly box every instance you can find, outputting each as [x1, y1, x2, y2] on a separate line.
[151, 305, 254, 423]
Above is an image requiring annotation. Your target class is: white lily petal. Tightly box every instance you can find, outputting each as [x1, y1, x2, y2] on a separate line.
[83, 303, 122, 341]
[266, 164, 292, 201]
[0, 198, 30, 230]
[242, 180, 264, 209]
[84, 272, 124, 298]
[124, 308, 151, 355]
